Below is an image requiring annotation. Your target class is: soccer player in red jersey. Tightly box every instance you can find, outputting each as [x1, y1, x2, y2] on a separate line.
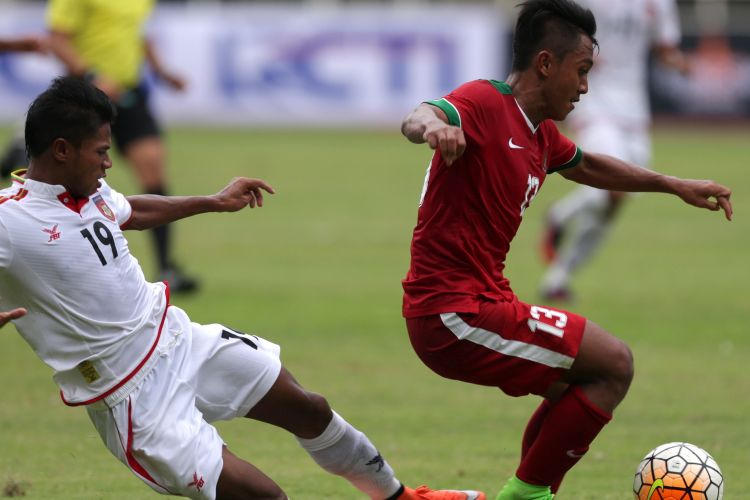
[400, 1, 732, 498]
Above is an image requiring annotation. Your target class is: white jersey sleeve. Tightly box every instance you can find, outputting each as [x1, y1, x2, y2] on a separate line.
[0, 218, 11, 269]
[652, 0, 681, 47]
[0, 184, 22, 269]
[98, 179, 132, 226]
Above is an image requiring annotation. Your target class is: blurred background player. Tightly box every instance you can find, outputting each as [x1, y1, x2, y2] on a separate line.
[0, 34, 49, 177]
[46, 0, 197, 292]
[538, 0, 691, 301]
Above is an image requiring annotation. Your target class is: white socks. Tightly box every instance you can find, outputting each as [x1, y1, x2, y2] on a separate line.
[542, 186, 611, 292]
[297, 411, 401, 499]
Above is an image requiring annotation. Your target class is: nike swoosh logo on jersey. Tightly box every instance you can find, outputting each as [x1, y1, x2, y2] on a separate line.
[647, 478, 665, 499]
[508, 137, 525, 149]
[566, 449, 586, 458]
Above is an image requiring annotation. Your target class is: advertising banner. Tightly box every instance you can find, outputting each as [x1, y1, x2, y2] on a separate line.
[0, 3, 506, 126]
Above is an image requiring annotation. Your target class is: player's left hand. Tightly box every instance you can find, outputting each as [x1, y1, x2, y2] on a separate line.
[675, 179, 732, 221]
[159, 71, 187, 92]
[214, 177, 275, 212]
[0, 307, 27, 328]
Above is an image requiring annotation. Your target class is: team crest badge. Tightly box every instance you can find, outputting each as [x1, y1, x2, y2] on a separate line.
[92, 194, 115, 222]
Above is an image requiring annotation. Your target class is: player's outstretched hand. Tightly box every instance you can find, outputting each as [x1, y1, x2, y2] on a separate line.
[675, 179, 732, 221]
[0, 308, 27, 328]
[423, 124, 466, 166]
[159, 70, 187, 92]
[214, 177, 275, 212]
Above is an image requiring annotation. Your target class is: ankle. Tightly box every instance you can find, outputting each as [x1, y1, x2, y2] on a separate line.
[496, 476, 552, 500]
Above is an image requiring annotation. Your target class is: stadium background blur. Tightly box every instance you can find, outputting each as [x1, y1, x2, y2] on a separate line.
[1, 1, 747, 499]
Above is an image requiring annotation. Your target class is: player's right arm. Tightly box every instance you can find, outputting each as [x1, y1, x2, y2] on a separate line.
[0, 35, 48, 54]
[47, 31, 122, 99]
[401, 103, 466, 165]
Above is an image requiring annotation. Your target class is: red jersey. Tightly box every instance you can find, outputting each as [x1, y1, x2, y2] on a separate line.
[403, 79, 582, 318]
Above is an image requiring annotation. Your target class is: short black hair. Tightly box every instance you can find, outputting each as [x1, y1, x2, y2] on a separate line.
[25, 76, 116, 159]
[512, 0, 597, 71]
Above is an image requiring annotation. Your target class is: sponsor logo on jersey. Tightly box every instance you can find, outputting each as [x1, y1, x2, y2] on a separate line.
[92, 194, 116, 222]
[77, 360, 101, 383]
[187, 472, 205, 491]
[42, 224, 61, 243]
[508, 137, 525, 150]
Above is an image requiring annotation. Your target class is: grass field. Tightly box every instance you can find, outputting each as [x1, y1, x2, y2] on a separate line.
[0, 124, 747, 499]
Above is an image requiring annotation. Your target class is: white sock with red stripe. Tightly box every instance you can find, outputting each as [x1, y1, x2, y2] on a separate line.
[297, 411, 401, 499]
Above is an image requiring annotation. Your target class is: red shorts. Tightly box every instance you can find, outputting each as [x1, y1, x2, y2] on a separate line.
[405, 297, 587, 397]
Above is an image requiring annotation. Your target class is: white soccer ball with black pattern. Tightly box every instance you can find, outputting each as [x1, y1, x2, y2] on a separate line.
[633, 442, 723, 499]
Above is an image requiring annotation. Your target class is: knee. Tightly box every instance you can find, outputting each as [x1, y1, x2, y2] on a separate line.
[307, 391, 333, 424]
[295, 391, 333, 437]
[607, 338, 634, 396]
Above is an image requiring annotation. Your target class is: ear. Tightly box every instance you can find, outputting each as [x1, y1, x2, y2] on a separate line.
[50, 138, 71, 163]
[536, 50, 555, 78]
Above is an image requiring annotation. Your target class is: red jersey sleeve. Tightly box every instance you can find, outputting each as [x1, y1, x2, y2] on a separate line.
[424, 80, 498, 144]
[542, 121, 583, 174]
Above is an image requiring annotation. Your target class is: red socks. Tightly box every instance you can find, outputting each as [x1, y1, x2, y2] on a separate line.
[516, 386, 612, 492]
[521, 399, 552, 459]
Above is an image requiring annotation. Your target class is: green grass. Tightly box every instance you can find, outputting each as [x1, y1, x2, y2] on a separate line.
[0, 125, 747, 499]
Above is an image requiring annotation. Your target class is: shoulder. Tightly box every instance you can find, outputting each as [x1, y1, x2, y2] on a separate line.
[96, 179, 124, 200]
[449, 79, 510, 99]
[436, 79, 511, 120]
[0, 185, 29, 208]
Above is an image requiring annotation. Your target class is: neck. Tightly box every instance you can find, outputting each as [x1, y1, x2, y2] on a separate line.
[26, 160, 69, 191]
[506, 71, 545, 127]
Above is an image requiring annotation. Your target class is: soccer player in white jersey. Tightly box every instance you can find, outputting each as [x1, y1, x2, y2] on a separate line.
[539, 0, 691, 300]
[0, 77, 486, 500]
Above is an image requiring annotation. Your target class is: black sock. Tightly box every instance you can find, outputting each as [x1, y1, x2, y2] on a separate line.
[146, 187, 171, 271]
[385, 484, 405, 500]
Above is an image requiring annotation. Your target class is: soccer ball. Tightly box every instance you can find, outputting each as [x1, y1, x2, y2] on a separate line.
[633, 442, 724, 499]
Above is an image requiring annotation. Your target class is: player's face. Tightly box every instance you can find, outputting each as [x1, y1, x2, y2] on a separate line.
[69, 124, 113, 198]
[543, 34, 594, 121]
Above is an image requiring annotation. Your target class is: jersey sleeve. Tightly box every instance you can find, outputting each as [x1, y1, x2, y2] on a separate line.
[424, 79, 490, 129]
[652, 0, 681, 47]
[99, 181, 133, 226]
[47, 0, 85, 33]
[0, 218, 12, 270]
[544, 121, 583, 174]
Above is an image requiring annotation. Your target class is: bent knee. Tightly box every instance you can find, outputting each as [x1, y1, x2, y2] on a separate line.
[305, 391, 332, 422]
[607, 338, 634, 390]
[292, 390, 333, 437]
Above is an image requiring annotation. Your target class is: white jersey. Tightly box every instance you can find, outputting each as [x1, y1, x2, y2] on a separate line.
[571, 0, 681, 128]
[0, 174, 169, 405]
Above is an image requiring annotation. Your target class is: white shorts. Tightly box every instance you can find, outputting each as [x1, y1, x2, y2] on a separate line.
[86, 306, 282, 500]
